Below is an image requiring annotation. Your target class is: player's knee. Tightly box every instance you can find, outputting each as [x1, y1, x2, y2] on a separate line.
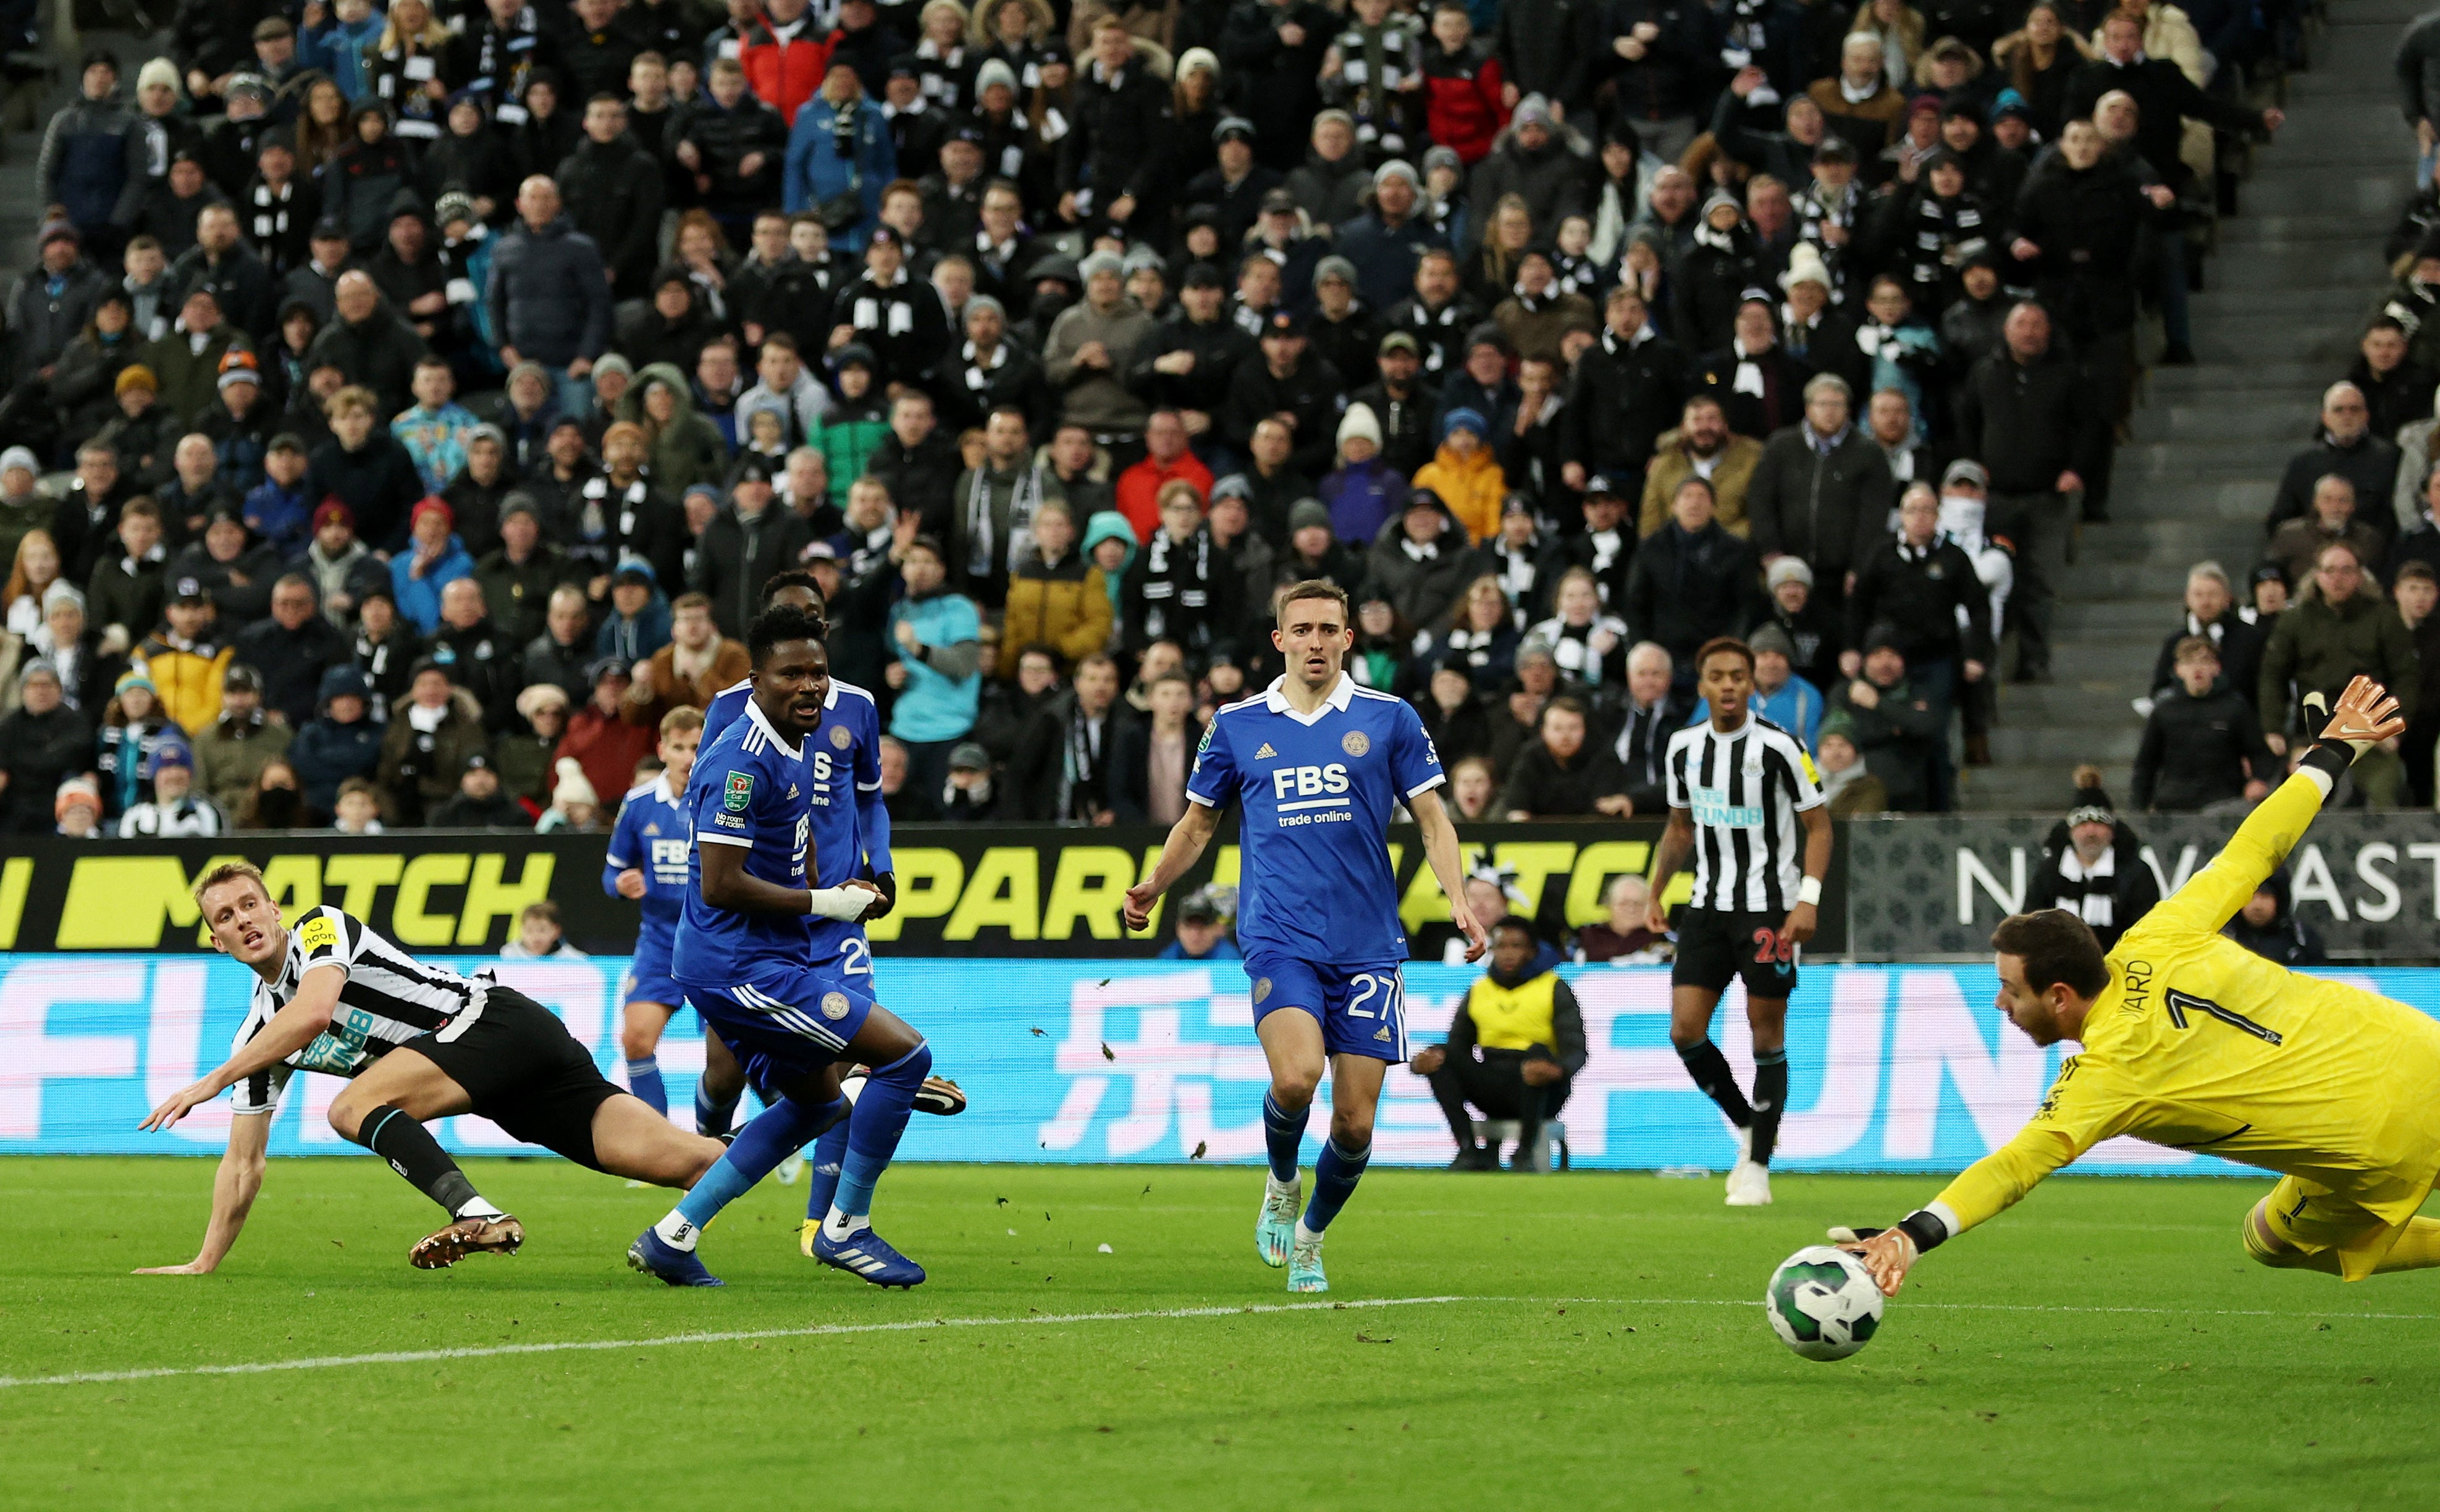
[1667, 1025, 1710, 1053]
[618, 1017, 660, 1060]
[2242, 1202, 2305, 1269]
[326, 1091, 371, 1144]
[1271, 1069, 1321, 1108]
[1330, 1107, 1375, 1150]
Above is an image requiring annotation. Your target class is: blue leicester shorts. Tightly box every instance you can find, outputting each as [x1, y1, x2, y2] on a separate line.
[621, 923, 683, 1010]
[681, 964, 877, 1094]
[1243, 955, 1409, 1062]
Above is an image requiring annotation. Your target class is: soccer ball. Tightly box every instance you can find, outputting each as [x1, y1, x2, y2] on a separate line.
[1765, 1245, 1884, 1361]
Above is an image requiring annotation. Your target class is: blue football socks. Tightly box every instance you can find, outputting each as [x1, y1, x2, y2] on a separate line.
[1300, 1137, 1371, 1235]
[823, 1041, 932, 1238]
[1261, 1092, 1308, 1184]
[695, 1082, 742, 1139]
[654, 1093, 846, 1250]
[803, 1120, 851, 1222]
[626, 1056, 667, 1117]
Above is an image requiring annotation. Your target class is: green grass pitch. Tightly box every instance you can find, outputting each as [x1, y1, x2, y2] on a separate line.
[4, 1157, 2435, 1511]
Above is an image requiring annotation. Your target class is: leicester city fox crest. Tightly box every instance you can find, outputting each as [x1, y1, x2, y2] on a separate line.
[831, 724, 852, 750]
[821, 991, 851, 1020]
[1341, 731, 1371, 757]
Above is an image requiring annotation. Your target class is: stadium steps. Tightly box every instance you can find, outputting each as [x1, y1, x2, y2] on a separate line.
[1961, 1, 2409, 811]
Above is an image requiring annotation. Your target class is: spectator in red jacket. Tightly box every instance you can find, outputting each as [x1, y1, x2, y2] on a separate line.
[1420, 0, 1507, 166]
[555, 657, 657, 820]
[740, 0, 835, 127]
[1113, 410, 1216, 543]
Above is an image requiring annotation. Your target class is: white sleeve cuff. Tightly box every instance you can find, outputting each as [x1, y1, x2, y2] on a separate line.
[696, 833, 754, 848]
[1405, 774, 1448, 799]
[2299, 764, 2336, 798]
[1185, 789, 1219, 808]
[1925, 1201, 1962, 1240]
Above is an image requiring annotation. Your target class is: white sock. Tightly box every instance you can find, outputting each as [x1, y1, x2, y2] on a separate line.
[1292, 1220, 1321, 1247]
[652, 1211, 699, 1251]
[455, 1196, 505, 1220]
[1266, 1172, 1298, 1199]
[822, 1206, 870, 1241]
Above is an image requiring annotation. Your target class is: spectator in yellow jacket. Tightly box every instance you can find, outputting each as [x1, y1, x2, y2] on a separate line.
[1411, 408, 1507, 544]
[998, 502, 1113, 676]
[133, 584, 235, 733]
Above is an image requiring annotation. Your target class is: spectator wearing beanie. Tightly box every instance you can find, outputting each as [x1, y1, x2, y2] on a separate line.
[1319, 403, 1402, 546]
[286, 663, 385, 818]
[2030, 768, 2161, 951]
[1411, 406, 1505, 544]
[390, 497, 476, 632]
[1, 659, 96, 833]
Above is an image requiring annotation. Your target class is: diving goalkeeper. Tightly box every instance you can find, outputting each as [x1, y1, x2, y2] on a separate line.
[1843, 676, 2440, 1296]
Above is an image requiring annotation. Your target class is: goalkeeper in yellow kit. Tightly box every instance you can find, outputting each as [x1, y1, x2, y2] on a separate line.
[1844, 676, 2440, 1296]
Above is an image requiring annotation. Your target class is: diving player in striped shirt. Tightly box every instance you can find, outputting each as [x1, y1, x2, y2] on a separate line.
[138, 865, 726, 1272]
[1124, 579, 1487, 1293]
[1645, 637, 1832, 1208]
[629, 605, 936, 1288]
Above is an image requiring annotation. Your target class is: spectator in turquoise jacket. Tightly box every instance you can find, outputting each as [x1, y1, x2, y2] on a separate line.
[885, 533, 982, 800]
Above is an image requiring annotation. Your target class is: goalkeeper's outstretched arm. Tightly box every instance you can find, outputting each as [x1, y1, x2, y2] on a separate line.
[1836, 676, 2406, 1298]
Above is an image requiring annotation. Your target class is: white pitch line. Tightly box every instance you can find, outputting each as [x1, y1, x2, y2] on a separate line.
[15, 1291, 2433, 1391]
[1550, 1296, 2440, 1322]
[0, 1295, 1479, 1391]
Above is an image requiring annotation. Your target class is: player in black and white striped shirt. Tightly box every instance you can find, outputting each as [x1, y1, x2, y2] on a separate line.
[1644, 637, 1832, 1209]
[137, 863, 727, 1273]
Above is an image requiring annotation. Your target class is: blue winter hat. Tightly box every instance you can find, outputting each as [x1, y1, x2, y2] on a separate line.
[318, 664, 372, 707]
[1440, 406, 1487, 442]
[146, 738, 195, 777]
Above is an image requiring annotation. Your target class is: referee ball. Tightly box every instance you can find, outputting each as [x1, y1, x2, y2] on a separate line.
[1765, 1246, 1884, 1361]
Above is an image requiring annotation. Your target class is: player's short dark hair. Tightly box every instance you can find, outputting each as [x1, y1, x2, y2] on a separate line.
[1696, 636, 1754, 675]
[1990, 909, 2110, 999]
[746, 603, 828, 669]
[760, 568, 827, 617]
[1279, 578, 1350, 623]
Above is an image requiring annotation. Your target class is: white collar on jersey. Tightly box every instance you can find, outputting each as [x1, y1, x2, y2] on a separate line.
[657, 770, 685, 806]
[1261, 672, 1356, 726]
[746, 697, 804, 761]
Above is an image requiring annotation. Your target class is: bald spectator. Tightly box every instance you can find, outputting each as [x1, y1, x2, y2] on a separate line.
[2258, 541, 2420, 804]
[2266, 476, 2388, 590]
[486, 176, 613, 419]
[303, 270, 427, 419]
[2267, 382, 2404, 547]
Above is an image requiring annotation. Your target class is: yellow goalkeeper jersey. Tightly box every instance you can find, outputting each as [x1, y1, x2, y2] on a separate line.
[1933, 768, 2440, 1260]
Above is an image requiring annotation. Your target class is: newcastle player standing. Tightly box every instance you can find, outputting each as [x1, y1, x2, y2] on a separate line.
[1644, 637, 1833, 1208]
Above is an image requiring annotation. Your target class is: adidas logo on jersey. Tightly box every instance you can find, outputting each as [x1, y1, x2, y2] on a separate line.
[1255, 742, 1277, 758]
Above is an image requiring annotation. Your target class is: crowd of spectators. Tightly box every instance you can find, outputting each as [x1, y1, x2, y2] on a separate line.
[2125, 26, 2440, 817]
[0, 0, 2311, 833]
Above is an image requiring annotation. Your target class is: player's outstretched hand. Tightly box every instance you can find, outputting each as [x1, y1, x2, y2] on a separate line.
[140, 1080, 215, 1132]
[2316, 676, 2406, 754]
[1453, 901, 1491, 962]
[1121, 881, 1159, 933]
[1837, 1227, 1919, 1297]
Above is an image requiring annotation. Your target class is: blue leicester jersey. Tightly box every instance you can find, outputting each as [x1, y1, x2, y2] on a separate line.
[1186, 674, 1445, 965]
[673, 699, 814, 985]
[701, 674, 755, 748]
[602, 773, 691, 927]
[806, 679, 885, 956]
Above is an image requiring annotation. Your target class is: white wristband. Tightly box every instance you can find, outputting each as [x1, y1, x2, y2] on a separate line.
[1798, 876, 1824, 906]
[807, 887, 869, 922]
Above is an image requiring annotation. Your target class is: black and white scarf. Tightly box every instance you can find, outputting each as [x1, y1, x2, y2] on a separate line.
[962, 455, 1047, 581]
